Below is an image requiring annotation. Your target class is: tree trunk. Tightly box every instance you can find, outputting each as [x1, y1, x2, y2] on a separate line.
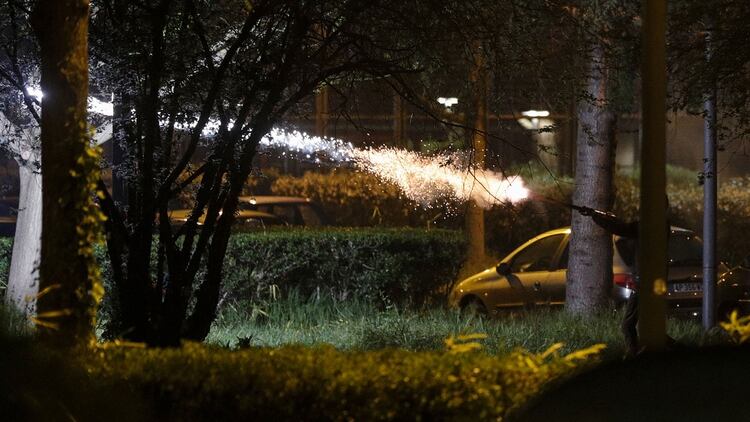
[566, 44, 617, 315]
[33, 0, 100, 346]
[5, 164, 42, 315]
[462, 42, 488, 276]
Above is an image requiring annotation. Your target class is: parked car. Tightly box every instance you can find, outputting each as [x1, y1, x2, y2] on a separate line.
[168, 209, 288, 230]
[449, 227, 750, 318]
[237, 196, 329, 226]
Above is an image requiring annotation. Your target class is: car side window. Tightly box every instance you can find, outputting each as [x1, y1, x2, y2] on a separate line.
[557, 243, 569, 270]
[510, 234, 564, 273]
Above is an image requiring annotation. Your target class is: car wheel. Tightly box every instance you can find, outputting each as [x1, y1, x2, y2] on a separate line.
[461, 297, 488, 317]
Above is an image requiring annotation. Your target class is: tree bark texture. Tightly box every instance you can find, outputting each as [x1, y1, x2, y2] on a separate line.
[33, 0, 101, 346]
[566, 44, 617, 315]
[463, 42, 488, 276]
[5, 164, 42, 315]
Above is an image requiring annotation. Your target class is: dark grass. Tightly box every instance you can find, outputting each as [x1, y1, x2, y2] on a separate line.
[207, 295, 717, 358]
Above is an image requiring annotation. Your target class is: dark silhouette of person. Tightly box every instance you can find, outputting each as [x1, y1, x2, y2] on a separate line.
[577, 206, 641, 355]
[579, 196, 678, 356]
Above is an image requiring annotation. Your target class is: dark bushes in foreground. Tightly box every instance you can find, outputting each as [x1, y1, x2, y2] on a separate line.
[75, 341, 599, 421]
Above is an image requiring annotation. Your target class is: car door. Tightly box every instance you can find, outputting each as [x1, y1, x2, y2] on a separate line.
[537, 235, 570, 306]
[495, 233, 566, 309]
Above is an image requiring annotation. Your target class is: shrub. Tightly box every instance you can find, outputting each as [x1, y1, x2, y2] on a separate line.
[271, 169, 572, 257]
[80, 340, 603, 421]
[220, 228, 465, 308]
[268, 166, 750, 264]
[89, 229, 464, 331]
[271, 169, 453, 227]
[0, 237, 12, 297]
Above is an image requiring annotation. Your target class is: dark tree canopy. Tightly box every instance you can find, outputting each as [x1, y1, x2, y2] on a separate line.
[89, 0, 418, 345]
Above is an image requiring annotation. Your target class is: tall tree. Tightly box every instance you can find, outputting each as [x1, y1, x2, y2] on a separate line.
[32, 0, 102, 345]
[564, 1, 639, 315]
[566, 41, 618, 314]
[90, 0, 414, 345]
[0, 0, 43, 316]
[0, 0, 111, 316]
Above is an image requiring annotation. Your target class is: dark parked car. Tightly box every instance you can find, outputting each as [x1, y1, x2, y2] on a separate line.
[237, 196, 329, 226]
[168, 209, 288, 230]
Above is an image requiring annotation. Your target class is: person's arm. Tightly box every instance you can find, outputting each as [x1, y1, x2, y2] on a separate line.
[578, 207, 638, 238]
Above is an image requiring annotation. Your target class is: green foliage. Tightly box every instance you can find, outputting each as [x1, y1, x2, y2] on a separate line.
[271, 169, 450, 227]
[0, 306, 148, 421]
[720, 310, 750, 344]
[207, 298, 708, 358]
[0, 237, 13, 296]
[271, 169, 572, 257]
[220, 228, 465, 308]
[269, 166, 750, 264]
[614, 173, 750, 265]
[87, 229, 464, 331]
[80, 339, 601, 421]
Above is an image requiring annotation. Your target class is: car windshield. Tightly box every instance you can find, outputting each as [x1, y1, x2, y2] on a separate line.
[615, 231, 703, 267]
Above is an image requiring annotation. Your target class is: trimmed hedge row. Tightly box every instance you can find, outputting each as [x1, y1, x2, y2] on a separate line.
[219, 228, 465, 307]
[270, 167, 750, 263]
[18, 340, 595, 421]
[270, 169, 571, 257]
[0, 229, 465, 310]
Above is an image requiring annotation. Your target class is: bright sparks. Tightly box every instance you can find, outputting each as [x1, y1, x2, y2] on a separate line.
[261, 129, 529, 208]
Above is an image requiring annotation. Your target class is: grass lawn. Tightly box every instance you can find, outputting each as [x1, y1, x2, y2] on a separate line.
[207, 295, 713, 358]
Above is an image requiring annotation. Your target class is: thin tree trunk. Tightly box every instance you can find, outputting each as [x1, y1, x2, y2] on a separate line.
[33, 0, 99, 346]
[566, 44, 617, 315]
[462, 41, 488, 276]
[5, 164, 42, 315]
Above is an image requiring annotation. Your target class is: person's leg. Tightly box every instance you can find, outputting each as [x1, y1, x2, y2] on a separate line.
[621, 292, 639, 356]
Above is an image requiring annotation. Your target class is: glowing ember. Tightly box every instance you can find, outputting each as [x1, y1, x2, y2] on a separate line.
[261, 129, 355, 163]
[261, 129, 529, 208]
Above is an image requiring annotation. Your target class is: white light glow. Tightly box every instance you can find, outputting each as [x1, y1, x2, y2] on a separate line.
[521, 110, 550, 118]
[25, 86, 43, 101]
[261, 129, 529, 208]
[24, 86, 115, 117]
[437, 97, 459, 107]
[88, 97, 114, 116]
[517, 117, 555, 131]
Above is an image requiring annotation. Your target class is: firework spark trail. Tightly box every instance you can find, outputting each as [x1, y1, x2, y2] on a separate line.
[260, 129, 529, 208]
[47, 96, 530, 206]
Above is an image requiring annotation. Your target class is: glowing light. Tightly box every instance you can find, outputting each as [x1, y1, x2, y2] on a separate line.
[88, 97, 114, 116]
[437, 97, 459, 107]
[261, 129, 529, 208]
[521, 110, 550, 117]
[25, 86, 43, 100]
[23, 86, 115, 117]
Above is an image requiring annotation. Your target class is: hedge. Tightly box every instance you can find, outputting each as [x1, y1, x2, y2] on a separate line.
[0, 326, 604, 421]
[269, 169, 571, 258]
[269, 166, 750, 263]
[219, 228, 465, 307]
[0, 229, 465, 315]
